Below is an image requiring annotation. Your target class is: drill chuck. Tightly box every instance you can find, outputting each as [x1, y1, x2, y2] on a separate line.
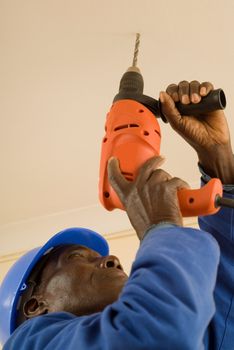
[114, 68, 144, 102]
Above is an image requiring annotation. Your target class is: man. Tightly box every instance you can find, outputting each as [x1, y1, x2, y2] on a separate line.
[0, 81, 233, 349]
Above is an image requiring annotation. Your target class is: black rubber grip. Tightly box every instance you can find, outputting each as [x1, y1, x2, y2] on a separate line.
[164, 89, 226, 119]
[118, 71, 144, 95]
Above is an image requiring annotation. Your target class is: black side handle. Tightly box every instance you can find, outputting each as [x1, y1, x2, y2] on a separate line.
[113, 89, 226, 123]
[159, 88, 226, 122]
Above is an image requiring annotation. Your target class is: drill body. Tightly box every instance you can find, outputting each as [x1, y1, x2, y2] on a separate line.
[99, 98, 161, 210]
[99, 66, 225, 217]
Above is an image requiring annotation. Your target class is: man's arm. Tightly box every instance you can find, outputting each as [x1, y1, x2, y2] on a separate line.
[199, 189, 234, 349]
[160, 81, 234, 349]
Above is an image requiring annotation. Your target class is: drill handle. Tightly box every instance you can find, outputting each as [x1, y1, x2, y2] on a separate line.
[114, 89, 226, 122]
[177, 178, 223, 217]
[160, 89, 226, 122]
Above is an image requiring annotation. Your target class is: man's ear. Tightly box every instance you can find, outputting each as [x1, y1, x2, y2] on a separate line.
[23, 296, 48, 318]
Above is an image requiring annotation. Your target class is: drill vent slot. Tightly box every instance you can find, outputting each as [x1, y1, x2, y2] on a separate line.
[154, 129, 161, 136]
[122, 171, 134, 182]
[114, 124, 139, 131]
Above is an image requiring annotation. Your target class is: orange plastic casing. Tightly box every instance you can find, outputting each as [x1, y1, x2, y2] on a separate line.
[177, 178, 222, 217]
[99, 99, 161, 210]
[99, 99, 223, 216]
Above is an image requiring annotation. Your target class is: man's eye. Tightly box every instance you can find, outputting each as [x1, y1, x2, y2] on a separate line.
[68, 252, 85, 259]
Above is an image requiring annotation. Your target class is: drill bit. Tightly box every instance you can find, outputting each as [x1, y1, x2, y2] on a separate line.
[132, 33, 140, 67]
[127, 33, 141, 74]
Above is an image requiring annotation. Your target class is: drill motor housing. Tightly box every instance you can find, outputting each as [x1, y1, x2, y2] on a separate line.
[99, 67, 224, 216]
[99, 98, 161, 210]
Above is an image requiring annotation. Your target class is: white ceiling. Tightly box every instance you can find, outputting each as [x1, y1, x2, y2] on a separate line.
[1, 0, 234, 254]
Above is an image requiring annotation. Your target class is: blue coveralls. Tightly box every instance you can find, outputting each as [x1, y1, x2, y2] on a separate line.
[4, 183, 234, 349]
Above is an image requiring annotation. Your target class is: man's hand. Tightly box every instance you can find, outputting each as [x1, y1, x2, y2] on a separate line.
[160, 81, 234, 184]
[108, 156, 189, 240]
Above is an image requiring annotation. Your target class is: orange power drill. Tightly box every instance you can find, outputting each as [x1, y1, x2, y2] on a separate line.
[99, 34, 234, 217]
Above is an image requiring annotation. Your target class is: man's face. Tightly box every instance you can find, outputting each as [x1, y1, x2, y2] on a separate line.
[23, 245, 128, 318]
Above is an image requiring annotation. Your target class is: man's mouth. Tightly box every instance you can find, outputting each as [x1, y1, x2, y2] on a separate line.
[105, 268, 128, 279]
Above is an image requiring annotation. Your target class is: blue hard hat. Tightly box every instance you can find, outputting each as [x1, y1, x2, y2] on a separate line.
[0, 227, 109, 345]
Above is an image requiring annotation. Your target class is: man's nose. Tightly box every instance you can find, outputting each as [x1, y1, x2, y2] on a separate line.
[99, 255, 123, 270]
